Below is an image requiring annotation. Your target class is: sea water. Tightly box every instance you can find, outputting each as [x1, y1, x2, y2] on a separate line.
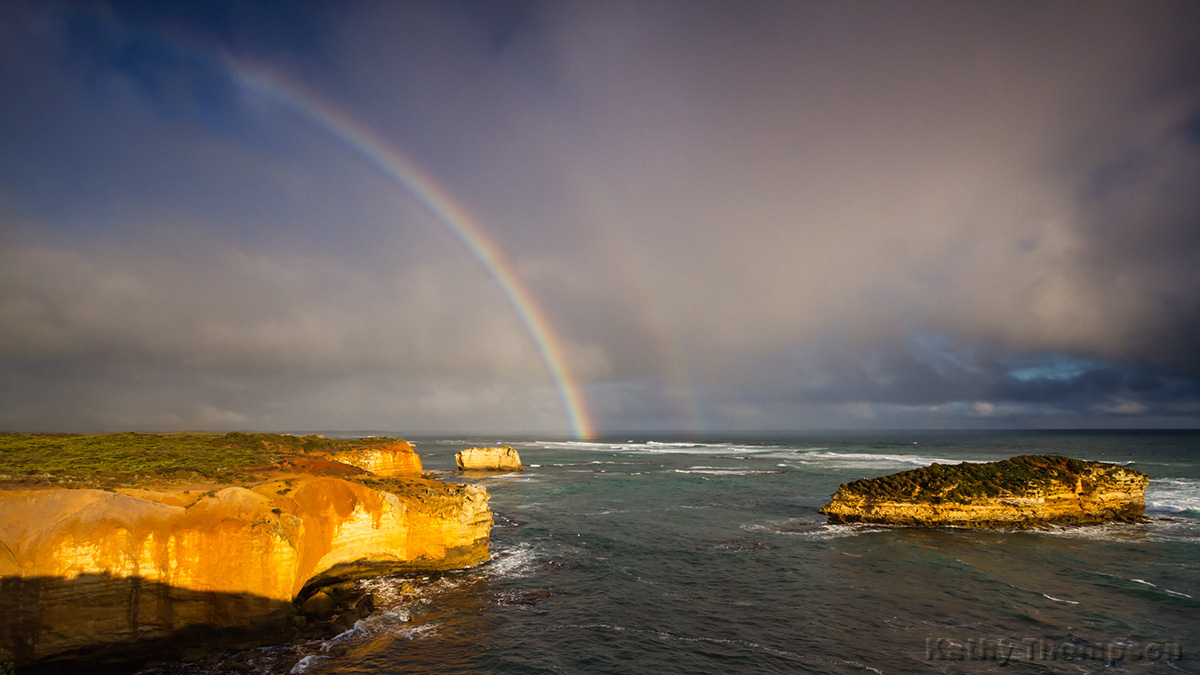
[148, 431, 1200, 674]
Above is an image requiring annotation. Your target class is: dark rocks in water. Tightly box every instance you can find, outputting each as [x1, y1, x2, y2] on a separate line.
[300, 590, 337, 619]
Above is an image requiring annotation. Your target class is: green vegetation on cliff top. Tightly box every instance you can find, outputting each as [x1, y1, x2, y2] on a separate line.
[837, 454, 1140, 504]
[0, 432, 401, 487]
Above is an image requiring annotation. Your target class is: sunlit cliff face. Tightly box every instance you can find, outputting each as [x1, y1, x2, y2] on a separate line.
[0, 442, 492, 665]
[456, 446, 524, 472]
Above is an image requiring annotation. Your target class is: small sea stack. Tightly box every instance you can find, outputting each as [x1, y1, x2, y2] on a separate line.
[456, 446, 524, 472]
[819, 455, 1149, 529]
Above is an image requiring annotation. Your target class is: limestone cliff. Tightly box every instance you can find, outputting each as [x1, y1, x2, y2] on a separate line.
[0, 435, 491, 668]
[310, 440, 424, 476]
[820, 455, 1148, 528]
[456, 446, 524, 472]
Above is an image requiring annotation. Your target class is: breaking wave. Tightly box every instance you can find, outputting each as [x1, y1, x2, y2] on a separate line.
[1145, 478, 1200, 516]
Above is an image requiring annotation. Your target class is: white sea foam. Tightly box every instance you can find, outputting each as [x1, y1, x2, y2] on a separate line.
[1042, 593, 1080, 604]
[1032, 519, 1200, 545]
[395, 623, 438, 639]
[321, 619, 437, 651]
[675, 466, 786, 476]
[323, 624, 363, 646]
[356, 573, 466, 609]
[790, 451, 968, 468]
[1130, 578, 1193, 598]
[746, 520, 884, 540]
[527, 440, 786, 455]
[382, 609, 411, 622]
[1028, 522, 1143, 542]
[357, 577, 405, 606]
[290, 654, 328, 673]
[1145, 478, 1200, 516]
[475, 471, 523, 479]
[527, 440, 632, 451]
[486, 542, 540, 578]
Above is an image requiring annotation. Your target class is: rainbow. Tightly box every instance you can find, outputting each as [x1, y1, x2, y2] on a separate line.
[231, 65, 595, 439]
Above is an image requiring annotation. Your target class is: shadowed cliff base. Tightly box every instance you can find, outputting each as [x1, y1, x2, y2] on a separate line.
[0, 574, 293, 673]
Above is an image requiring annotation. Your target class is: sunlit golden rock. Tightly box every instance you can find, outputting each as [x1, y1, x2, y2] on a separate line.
[455, 446, 523, 472]
[819, 455, 1148, 528]
[312, 440, 424, 476]
[0, 467, 490, 666]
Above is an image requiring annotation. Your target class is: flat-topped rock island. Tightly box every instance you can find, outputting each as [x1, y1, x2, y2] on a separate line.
[820, 454, 1149, 529]
[0, 432, 492, 671]
[455, 446, 524, 472]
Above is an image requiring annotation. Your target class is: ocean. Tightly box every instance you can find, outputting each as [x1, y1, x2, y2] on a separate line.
[146, 431, 1200, 674]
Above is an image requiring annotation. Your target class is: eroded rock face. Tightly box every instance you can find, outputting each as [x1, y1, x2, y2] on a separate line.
[456, 446, 523, 472]
[315, 441, 424, 477]
[819, 455, 1149, 528]
[0, 475, 490, 666]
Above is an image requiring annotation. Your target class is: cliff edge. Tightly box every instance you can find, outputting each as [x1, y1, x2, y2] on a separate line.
[819, 455, 1148, 528]
[0, 433, 492, 669]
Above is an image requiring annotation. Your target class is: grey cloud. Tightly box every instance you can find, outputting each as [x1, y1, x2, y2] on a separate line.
[516, 2, 1200, 389]
[3, 0, 1200, 432]
[0, 240, 549, 378]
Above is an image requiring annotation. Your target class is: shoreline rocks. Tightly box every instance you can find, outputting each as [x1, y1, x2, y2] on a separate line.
[455, 446, 524, 472]
[819, 455, 1149, 529]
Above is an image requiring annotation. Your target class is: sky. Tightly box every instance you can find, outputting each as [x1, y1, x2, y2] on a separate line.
[2, 0, 1200, 436]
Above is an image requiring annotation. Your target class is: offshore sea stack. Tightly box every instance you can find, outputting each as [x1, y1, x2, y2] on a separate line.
[456, 446, 524, 472]
[0, 435, 492, 669]
[820, 455, 1149, 529]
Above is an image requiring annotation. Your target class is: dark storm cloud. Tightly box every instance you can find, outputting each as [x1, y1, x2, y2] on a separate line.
[2, 0, 1199, 432]
[518, 0, 1200, 429]
[782, 341, 1200, 414]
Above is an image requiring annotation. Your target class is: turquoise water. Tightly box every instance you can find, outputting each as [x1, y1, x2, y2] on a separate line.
[156, 432, 1200, 674]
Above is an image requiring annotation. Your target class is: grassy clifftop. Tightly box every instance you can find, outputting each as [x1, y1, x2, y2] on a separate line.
[0, 432, 402, 488]
[836, 454, 1138, 504]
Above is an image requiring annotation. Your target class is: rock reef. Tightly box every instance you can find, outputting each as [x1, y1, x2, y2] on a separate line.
[0, 433, 491, 670]
[819, 455, 1148, 528]
[456, 446, 523, 472]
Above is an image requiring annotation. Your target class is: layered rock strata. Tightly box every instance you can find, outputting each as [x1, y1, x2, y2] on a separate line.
[311, 440, 424, 477]
[820, 455, 1148, 528]
[0, 439, 491, 668]
[456, 446, 524, 472]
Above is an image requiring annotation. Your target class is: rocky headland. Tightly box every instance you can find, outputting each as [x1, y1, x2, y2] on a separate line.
[0, 432, 492, 671]
[455, 446, 523, 472]
[820, 455, 1149, 528]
